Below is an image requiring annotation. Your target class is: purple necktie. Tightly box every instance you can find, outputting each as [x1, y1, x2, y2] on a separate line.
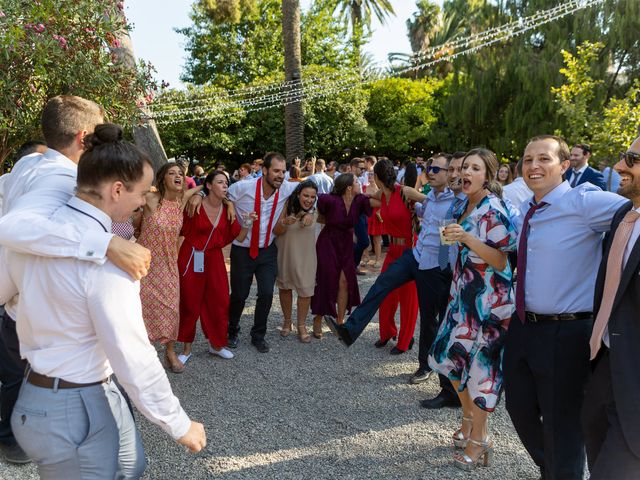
[516, 202, 548, 322]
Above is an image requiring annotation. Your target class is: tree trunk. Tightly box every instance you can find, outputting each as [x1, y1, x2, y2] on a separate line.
[112, 3, 168, 171]
[281, 0, 304, 162]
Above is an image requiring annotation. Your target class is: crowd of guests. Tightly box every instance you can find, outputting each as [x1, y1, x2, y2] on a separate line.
[0, 95, 638, 480]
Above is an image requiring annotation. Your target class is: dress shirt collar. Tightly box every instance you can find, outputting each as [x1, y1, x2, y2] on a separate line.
[532, 180, 571, 207]
[67, 196, 112, 233]
[573, 164, 588, 176]
[43, 148, 77, 170]
[454, 191, 466, 201]
[427, 186, 453, 202]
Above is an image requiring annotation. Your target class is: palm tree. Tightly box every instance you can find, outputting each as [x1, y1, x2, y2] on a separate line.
[324, 0, 395, 68]
[282, 0, 304, 161]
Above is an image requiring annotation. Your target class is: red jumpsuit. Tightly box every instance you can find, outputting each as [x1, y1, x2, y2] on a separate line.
[178, 206, 241, 348]
[378, 185, 419, 351]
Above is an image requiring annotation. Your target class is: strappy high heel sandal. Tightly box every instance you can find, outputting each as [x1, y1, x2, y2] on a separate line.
[453, 437, 493, 471]
[297, 322, 312, 343]
[452, 416, 473, 449]
[312, 317, 323, 339]
[280, 318, 292, 337]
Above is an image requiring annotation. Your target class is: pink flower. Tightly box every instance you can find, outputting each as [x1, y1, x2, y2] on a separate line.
[112, 39, 122, 48]
[117, 2, 124, 11]
[33, 23, 45, 33]
[29, 84, 37, 94]
[0, 11, 6, 18]
[136, 100, 144, 108]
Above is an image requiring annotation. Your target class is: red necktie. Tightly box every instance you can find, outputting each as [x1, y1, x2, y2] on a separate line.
[516, 202, 547, 322]
[249, 179, 262, 259]
[589, 210, 640, 359]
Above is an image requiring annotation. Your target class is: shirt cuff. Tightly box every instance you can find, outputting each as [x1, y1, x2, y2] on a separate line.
[167, 409, 192, 441]
[78, 231, 113, 263]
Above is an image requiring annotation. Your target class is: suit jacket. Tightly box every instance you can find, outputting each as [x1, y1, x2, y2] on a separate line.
[593, 200, 640, 456]
[566, 166, 607, 191]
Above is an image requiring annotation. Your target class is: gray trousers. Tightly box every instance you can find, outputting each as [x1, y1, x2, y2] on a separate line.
[11, 378, 146, 479]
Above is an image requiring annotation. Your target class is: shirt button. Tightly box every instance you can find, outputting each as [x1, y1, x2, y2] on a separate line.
[86, 250, 94, 257]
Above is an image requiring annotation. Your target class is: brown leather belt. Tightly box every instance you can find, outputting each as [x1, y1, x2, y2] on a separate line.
[26, 370, 109, 389]
[390, 237, 407, 246]
[525, 311, 592, 323]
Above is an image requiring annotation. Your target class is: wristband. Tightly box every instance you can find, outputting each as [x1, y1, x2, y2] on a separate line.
[198, 190, 206, 198]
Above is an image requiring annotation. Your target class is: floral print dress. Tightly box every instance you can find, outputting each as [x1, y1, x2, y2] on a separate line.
[428, 194, 517, 412]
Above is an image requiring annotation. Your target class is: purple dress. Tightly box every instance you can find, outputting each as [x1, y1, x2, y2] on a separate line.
[311, 193, 372, 317]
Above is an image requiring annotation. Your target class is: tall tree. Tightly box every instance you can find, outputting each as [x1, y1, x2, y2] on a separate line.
[324, 0, 395, 68]
[281, 0, 304, 161]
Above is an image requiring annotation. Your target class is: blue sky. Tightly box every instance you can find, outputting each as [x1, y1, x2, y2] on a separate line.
[126, 0, 423, 90]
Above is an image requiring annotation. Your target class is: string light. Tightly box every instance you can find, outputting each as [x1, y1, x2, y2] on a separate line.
[151, 0, 604, 126]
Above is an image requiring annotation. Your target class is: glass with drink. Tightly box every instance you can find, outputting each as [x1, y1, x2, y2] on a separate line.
[439, 219, 456, 245]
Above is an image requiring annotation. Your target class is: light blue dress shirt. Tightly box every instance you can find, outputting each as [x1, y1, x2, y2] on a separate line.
[413, 188, 455, 270]
[602, 167, 621, 193]
[519, 181, 627, 314]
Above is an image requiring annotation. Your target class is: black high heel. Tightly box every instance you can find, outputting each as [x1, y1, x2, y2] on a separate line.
[390, 338, 414, 355]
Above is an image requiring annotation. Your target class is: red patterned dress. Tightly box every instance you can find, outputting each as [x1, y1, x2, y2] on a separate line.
[138, 198, 183, 343]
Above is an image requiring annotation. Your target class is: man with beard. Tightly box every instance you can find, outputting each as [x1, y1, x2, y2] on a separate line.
[226, 152, 303, 353]
[581, 137, 640, 479]
[503, 135, 626, 480]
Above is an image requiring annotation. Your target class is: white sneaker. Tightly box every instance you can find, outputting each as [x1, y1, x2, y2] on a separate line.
[209, 346, 234, 359]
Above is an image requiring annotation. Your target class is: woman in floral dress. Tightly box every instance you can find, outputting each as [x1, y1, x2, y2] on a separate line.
[135, 163, 200, 373]
[428, 148, 517, 471]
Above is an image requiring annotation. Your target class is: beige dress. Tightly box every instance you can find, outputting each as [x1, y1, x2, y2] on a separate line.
[276, 213, 317, 297]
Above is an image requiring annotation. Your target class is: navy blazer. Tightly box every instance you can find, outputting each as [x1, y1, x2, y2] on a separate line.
[593, 201, 640, 457]
[566, 166, 607, 191]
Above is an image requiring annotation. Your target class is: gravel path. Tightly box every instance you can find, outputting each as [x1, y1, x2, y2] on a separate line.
[0, 273, 539, 480]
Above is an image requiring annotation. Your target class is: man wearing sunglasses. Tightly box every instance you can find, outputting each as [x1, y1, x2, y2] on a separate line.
[326, 153, 457, 387]
[582, 139, 640, 479]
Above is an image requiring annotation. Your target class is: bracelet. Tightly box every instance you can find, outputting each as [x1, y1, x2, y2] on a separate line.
[198, 190, 206, 198]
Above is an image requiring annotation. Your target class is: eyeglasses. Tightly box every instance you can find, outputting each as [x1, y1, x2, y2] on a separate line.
[619, 151, 640, 168]
[427, 166, 444, 174]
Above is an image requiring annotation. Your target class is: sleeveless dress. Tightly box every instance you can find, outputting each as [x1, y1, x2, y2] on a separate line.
[138, 198, 183, 343]
[276, 212, 317, 297]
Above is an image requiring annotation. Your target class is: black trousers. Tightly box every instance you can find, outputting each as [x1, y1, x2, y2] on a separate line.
[581, 350, 640, 479]
[504, 314, 592, 480]
[0, 310, 26, 445]
[344, 250, 452, 371]
[228, 243, 278, 342]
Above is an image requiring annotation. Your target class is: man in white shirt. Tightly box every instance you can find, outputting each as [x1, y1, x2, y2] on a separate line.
[307, 159, 334, 194]
[227, 152, 300, 352]
[503, 159, 534, 212]
[0, 124, 205, 478]
[0, 96, 152, 466]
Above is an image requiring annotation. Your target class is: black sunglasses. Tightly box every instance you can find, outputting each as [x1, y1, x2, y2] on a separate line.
[427, 166, 444, 174]
[620, 151, 640, 168]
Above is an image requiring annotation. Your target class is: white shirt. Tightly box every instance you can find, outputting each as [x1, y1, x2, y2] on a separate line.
[570, 164, 588, 186]
[227, 177, 296, 248]
[502, 177, 533, 213]
[307, 171, 334, 194]
[0, 149, 113, 319]
[0, 196, 191, 440]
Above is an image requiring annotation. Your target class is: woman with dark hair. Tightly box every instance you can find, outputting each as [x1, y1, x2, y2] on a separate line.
[273, 180, 318, 342]
[428, 148, 517, 470]
[369, 159, 419, 354]
[134, 162, 201, 373]
[288, 165, 302, 182]
[311, 173, 372, 329]
[177, 171, 251, 364]
[496, 163, 513, 186]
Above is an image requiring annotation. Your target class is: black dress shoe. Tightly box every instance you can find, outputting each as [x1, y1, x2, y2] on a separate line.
[324, 316, 354, 346]
[420, 390, 461, 409]
[0, 441, 30, 464]
[409, 368, 433, 384]
[390, 337, 414, 355]
[251, 339, 270, 353]
[374, 339, 390, 348]
[228, 336, 239, 349]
